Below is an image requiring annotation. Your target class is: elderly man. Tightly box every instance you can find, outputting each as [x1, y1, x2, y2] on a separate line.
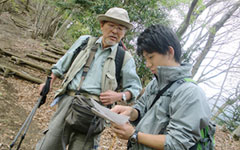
[36, 7, 142, 150]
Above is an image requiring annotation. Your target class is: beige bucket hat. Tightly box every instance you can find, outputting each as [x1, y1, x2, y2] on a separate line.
[97, 7, 133, 29]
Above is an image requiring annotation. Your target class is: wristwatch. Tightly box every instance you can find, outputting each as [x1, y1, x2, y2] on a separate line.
[129, 130, 138, 144]
[122, 92, 127, 102]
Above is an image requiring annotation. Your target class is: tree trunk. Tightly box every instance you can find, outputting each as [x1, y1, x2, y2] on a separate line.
[41, 51, 61, 59]
[11, 56, 51, 74]
[0, 0, 8, 4]
[32, 0, 64, 39]
[177, 0, 199, 38]
[26, 54, 57, 64]
[32, 0, 47, 39]
[0, 64, 43, 84]
[0, 48, 21, 58]
[25, 0, 30, 11]
[44, 47, 65, 55]
[0, 0, 9, 14]
[53, 12, 73, 38]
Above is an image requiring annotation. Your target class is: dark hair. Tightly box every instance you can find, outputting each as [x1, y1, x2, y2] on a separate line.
[137, 24, 182, 63]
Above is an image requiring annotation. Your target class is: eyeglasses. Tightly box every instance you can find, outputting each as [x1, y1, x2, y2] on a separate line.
[106, 23, 126, 34]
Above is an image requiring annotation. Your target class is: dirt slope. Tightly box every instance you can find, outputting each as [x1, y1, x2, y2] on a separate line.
[0, 6, 239, 150]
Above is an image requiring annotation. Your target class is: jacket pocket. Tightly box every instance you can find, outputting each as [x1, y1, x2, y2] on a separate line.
[155, 96, 171, 120]
[104, 72, 117, 91]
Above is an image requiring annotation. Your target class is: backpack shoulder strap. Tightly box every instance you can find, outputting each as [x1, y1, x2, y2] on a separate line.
[149, 81, 176, 109]
[150, 78, 195, 110]
[71, 36, 90, 65]
[163, 78, 196, 97]
[115, 45, 125, 87]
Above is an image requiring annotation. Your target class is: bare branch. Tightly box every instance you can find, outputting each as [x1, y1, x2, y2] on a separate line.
[212, 95, 240, 120]
[211, 42, 240, 112]
[192, 1, 240, 76]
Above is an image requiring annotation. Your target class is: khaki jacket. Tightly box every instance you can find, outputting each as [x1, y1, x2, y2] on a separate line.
[55, 36, 132, 97]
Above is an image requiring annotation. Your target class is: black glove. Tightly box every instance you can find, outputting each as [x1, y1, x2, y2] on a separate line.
[39, 96, 47, 108]
[39, 76, 52, 108]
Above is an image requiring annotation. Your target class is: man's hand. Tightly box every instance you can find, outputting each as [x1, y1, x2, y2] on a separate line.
[111, 105, 132, 116]
[112, 105, 139, 121]
[39, 73, 56, 94]
[111, 122, 135, 140]
[38, 76, 52, 107]
[100, 90, 122, 105]
[39, 83, 49, 93]
[38, 74, 56, 107]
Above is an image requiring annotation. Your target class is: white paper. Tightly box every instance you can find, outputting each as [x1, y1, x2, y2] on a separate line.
[90, 99, 129, 125]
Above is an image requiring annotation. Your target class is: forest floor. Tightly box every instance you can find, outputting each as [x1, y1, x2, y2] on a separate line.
[0, 4, 239, 150]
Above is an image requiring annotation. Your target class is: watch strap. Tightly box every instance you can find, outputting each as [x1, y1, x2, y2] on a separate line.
[129, 130, 138, 144]
[122, 92, 127, 102]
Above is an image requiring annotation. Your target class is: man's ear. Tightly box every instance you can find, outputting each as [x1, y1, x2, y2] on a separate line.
[100, 21, 104, 28]
[168, 46, 175, 58]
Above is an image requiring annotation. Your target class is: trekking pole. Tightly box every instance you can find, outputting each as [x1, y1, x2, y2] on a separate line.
[10, 100, 39, 150]
[9, 76, 52, 150]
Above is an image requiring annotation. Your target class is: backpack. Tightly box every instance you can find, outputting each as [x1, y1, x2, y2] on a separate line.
[70, 36, 126, 89]
[152, 78, 216, 150]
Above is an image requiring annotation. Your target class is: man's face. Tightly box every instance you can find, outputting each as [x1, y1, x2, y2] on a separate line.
[100, 21, 127, 49]
[143, 51, 170, 75]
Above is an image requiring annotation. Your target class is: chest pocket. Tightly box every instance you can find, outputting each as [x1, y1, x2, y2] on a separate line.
[154, 96, 171, 119]
[153, 96, 171, 134]
[104, 72, 118, 91]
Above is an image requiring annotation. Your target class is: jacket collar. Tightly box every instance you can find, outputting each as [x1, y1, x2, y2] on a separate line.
[155, 63, 192, 87]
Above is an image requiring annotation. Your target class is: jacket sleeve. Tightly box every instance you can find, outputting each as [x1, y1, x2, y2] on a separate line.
[164, 82, 211, 150]
[121, 57, 142, 102]
[131, 79, 157, 125]
[51, 35, 90, 78]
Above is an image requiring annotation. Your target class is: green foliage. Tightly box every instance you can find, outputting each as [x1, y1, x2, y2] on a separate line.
[194, 0, 206, 15]
[134, 55, 153, 87]
[63, 44, 70, 50]
[127, 0, 170, 29]
[54, 0, 171, 40]
[75, 0, 95, 6]
[209, 27, 216, 35]
[160, 0, 191, 9]
[68, 21, 89, 39]
[189, 0, 205, 24]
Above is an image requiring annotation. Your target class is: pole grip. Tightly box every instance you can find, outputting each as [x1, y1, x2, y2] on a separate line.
[40, 76, 52, 97]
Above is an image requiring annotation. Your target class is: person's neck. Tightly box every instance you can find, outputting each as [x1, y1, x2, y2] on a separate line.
[168, 61, 180, 67]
